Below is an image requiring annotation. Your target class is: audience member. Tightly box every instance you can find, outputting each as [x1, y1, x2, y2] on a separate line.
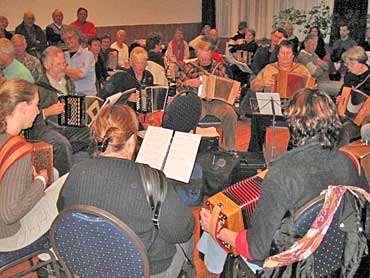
[101, 46, 153, 100]
[45, 9, 67, 49]
[88, 37, 108, 93]
[296, 34, 342, 97]
[99, 34, 118, 70]
[285, 23, 299, 54]
[11, 34, 43, 83]
[360, 29, 370, 51]
[111, 29, 129, 68]
[205, 29, 222, 62]
[146, 32, 164, 68]
[251, 27, 287, 75]
[57, 104, 195, 277]
[70, 7, 97, 40]
[62, 26, 97, 95]
[229, 21, 248, 43]
[0, 79, 49, 255]
[189, 24, 211, 50]
[27, 46, 92, 176]
[177, 40, 238, 150]
[165, 29, 190, 79]
[247, 40, 312, 153]
[0, 16, 12, 39]
[302, 26, 327, 59]
[337, 46, 370, 145]
[0, 38, 34, 82]
[200, 88, 369, 276]
[14, 11, 47, 58]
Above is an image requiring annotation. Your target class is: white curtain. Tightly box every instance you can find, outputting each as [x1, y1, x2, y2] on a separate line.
[216, 0, 335, 39]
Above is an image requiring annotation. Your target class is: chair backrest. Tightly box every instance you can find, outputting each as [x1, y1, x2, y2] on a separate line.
[146, 61, 168, 86]
[50, 205, 150, 278]
[293, 195, 346, 277]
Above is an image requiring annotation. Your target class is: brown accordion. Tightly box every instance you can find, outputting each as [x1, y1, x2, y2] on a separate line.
[340, 140, 370, 182]
[206, 169, 268, 254]
[272, 71, 316, 99]
[31, 141, 53, 187]
[338, 87, 370, 126]
[58, 95, 103, 127]
[199, 75, 240, 105]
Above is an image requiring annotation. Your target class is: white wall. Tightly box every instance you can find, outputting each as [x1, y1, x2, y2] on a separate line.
[1, 0, 202, 31]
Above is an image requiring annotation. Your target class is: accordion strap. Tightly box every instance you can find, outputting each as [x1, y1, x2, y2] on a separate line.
[354, 72, 370, 89]
[210, 205, 232, 253]
[189, 60, 223, 76]
[0, 135, 32, 182]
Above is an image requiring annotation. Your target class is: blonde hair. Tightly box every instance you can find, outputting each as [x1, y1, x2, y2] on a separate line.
[129, 46, 148, 66]
[90, 104, 139, 155]
[196, 40, 212, 52]
[0, 79, 38, 133]
[342, 46, 368, 64]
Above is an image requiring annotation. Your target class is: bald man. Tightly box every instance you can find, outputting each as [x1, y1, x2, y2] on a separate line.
[46, 9, 68, 49]
[111, 29, 129, 67]
[15, 11, 47, 57]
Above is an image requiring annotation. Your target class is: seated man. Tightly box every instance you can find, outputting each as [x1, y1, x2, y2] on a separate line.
[27, 46, 92, 176]
[177, 40, 238, 151]
[146, 32, 165, 68]
[296, 34, 342, 97]
[247, 40, 312, 153]
[201, 88, 369, 276]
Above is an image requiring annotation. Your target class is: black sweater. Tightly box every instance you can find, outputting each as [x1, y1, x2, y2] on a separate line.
[57, 156, 194, 275]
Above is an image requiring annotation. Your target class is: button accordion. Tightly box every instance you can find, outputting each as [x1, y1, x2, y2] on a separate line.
[136, 86, 169, 113]
[198, 75, 240, 105]
[272, 71, 316, 99]
[58, 95, 103, 127]
[338, 87, 370, 126]
[206, 169, 268, 254]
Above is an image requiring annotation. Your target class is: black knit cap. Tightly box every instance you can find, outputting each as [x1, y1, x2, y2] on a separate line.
[162, 90, 202, 132]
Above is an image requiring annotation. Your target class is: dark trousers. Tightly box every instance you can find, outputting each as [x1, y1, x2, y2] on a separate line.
[28, 125, 92, 175]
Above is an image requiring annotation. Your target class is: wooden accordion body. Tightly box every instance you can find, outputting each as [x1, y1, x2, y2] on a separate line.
[58, 95, 103, 127]
[340, 140, 370, 182]
[31, 142, 53, 187]
[199, 75, 240, 105]
[338, 87, 370, 126]
[272, 71, 316, 99]
[206, 169, 268, 254]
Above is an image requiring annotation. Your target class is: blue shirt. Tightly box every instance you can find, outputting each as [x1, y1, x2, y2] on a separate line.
[3, 59, 34, 83]
[64, 47, 97, 95]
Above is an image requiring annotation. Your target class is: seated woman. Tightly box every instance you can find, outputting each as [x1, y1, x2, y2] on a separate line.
[337, 46, 370, 145]
[0, 79, 49, 261]
[57, 104, 195, 277]
[201, 88, 369, 274]
[100, 46, 154, 101]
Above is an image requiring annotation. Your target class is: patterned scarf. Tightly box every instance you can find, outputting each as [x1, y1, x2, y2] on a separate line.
[263, 185, 370, 268]
[171, 39, 185, 61]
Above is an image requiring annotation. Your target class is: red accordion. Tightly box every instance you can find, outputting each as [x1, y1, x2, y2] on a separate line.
[206, 169, 268, 254]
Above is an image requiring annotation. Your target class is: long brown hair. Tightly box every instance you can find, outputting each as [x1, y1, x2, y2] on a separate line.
[0, 79, 37, 133]
[90, 104, 139, 156]
[285, 88, 342, 149]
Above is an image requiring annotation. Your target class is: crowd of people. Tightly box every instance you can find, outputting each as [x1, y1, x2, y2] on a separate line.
[0, 6, 369, 278]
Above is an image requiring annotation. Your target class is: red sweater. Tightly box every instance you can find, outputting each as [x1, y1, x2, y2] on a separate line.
[70, 20, 97, 39]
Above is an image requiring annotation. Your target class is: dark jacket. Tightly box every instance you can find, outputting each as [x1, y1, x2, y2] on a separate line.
[15, 22, 47, 56]
[57, 156, 195, 275]
[251, 45, 278, 75]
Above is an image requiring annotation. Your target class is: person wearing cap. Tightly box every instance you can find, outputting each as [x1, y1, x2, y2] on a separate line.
[229, 21, 248, 43]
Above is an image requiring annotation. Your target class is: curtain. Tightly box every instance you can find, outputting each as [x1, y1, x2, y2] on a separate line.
[216, 0, 247, 37]
[202, 0, 216, 28]
[329, 0, 368, 44]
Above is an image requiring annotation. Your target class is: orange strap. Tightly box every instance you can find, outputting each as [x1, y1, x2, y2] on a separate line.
[0, 135, 32, 182]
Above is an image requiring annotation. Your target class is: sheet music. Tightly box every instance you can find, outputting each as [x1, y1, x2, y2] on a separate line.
[163, 131, 201, 183]
[135, 126, 173, 170]
[256, 92, 283, 116]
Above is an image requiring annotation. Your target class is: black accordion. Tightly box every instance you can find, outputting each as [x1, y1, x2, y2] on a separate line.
[57, 95, 103, 127]
[136, 86, 169, 113]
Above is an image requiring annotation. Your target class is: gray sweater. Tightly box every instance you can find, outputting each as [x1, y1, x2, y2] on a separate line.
[57, 156, 195, 275]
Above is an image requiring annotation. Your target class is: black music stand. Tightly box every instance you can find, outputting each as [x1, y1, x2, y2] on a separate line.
[250, 93, 283, 160]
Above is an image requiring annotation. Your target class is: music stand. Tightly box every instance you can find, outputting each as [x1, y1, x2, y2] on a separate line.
[250, 93, 283, 160]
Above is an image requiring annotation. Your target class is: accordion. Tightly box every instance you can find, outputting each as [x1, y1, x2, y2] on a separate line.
[206, 169, 268, 254]
[31, 141, 54, 187]
[136, 86, 169, 113]
[198, 75, 240, 105]
[272, 71, 316, 99]
[58, 95, 103, 127]
[235, 50, 253, 65]
[338, 87, 370, 126]
[340, 140, 370, 182]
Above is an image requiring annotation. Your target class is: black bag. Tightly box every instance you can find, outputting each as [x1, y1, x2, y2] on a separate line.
[197, 151, 240, 196]
[230, 152, 266, 184]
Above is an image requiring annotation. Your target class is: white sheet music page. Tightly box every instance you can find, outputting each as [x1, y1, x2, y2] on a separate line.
[256, 92, 283, 116]
[163, 131, 201, 183]
[135, 126, 173, 170]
